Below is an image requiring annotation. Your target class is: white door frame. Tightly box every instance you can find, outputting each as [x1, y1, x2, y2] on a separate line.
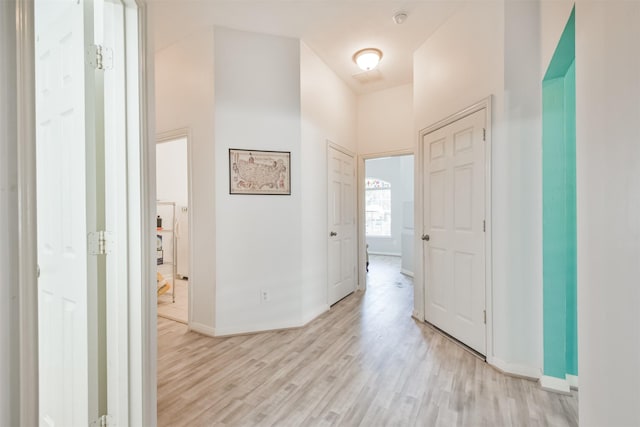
[156, 128, 194, 327]
[15, 0, 39, 424]
[357, 149, 414, 291]
[15, 0, 154, 424]
[133, 1, 157, 424]
[416, 96, 493, 360]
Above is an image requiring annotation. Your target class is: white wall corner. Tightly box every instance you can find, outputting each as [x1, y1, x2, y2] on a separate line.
[488, 357, 541, 381]
[189, 322, 216, 338]
[540, 375, 571, 395]
[301, 304, 330, 326]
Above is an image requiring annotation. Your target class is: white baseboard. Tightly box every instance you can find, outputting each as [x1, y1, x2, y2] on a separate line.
[189, 322, 216, 337]
[215, 321, 295, 337]
[215, 306, 330, 337]
[540, 375, 571, 394]
[488, 357, 541, 381]
[368, 251, 401, 257]
[566, 374, 579, 390]
[301, 304, 330, 326]
[400, 269, 414, 277]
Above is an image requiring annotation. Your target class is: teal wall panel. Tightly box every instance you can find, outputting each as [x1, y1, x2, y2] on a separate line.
[542, 6, 577, 381]
[543, 77, 569, 379]
[564, 60, 578, 376]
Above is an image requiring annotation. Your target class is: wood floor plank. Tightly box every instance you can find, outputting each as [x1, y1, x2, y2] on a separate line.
[158, 256, 578, 426]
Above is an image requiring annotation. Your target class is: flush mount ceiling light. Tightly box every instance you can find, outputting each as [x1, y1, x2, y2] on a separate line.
[353, 48, 383, 71]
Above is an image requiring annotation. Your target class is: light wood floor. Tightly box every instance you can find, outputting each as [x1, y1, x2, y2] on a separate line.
[158, 256, 578, 426]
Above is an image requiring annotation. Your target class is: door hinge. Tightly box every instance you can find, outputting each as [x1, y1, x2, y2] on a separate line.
[88, 231, 114, 255]
[483, 310, 487, 324]
[87, 44, 113, 70]
[482, 128, 486, 141]
[90, 414, 114, 427]
[483, 220, 486, 232]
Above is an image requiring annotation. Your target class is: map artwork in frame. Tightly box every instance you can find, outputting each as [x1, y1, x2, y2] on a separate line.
[229, 149, 291, 195]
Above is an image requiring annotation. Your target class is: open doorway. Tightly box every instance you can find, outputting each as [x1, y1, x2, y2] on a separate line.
[156, 136, 191, 324]
[363, 154, 414, 299]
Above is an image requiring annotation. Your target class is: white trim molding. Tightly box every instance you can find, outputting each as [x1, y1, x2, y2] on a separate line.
[15, 0, 39, 424]
[400, 269, 414, 277]
[157, 127, 191, 143]
[214, 305, 330, 337]
[300, 304, 330, 326]
[189, 322, 216, 338]
[489, 357, 541, 381]
[566, 374, 579, 390]
[540, 375, 571, 394]
[368, 251, 402, 257]
[131, 0, 156, 424]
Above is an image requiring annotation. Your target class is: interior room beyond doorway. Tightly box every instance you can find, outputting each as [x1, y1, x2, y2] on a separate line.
[156, 137, 190, 324]
[364, 154, 414, 290]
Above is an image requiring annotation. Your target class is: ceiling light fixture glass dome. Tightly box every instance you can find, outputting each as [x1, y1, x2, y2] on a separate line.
[353, 48, 383, 71]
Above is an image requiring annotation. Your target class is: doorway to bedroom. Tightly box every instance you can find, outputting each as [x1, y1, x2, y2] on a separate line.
[156, 135, 191, 324]
[364, 154, 415, 307]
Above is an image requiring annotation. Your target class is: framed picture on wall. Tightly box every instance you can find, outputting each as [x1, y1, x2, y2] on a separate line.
[229, 149, 291, 195]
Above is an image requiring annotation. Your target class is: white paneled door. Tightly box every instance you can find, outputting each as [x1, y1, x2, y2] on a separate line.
[327, 145, 356, 305]
[36, 0, 125, 425]
[422, 109, 487, 355]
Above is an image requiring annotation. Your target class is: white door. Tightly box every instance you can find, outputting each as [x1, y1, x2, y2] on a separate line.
[36, 1, 105, 425]
[422, 109, 486, 354]
[328, 145, 356, 305]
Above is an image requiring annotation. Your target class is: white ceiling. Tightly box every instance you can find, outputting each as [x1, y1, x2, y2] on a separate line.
[150, 1, 465, 95]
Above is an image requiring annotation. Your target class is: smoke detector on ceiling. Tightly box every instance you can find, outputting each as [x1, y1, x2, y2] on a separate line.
[392, 11, 408, 25]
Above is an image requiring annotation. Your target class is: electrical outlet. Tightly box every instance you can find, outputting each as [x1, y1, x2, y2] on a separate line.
[260, 289, 270, 302]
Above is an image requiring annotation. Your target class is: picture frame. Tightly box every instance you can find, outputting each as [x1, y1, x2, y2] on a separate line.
[229, 148, 291, 195]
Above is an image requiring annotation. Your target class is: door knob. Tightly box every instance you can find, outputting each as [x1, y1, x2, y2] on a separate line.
[421, 234, 430, 241]
[330, 231, 337, 237]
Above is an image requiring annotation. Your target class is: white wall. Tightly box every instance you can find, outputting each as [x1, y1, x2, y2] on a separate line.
[0, 2, 19, 424]
[540, 1, 575, 77]
[501, 0, 544, 376]
[412, 0, 578, 376]
[156, 138, 188, 207]
[365, 156, 414, 256]
[155, 29, 357, 335]
[413, 1, 546, 377]
[214, 28, 303, 334]
[357, 84, 413, 155]
[413, 0, 506, 359]
[575, 1, 640, 425]
[300, 42, 357, 318]
[155, 29, 215, 331]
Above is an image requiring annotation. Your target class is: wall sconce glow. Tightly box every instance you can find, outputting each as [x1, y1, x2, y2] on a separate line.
[353, 48, 383, 71]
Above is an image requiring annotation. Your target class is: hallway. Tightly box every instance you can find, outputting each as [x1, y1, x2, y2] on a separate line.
[157, 256, 578, 426]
